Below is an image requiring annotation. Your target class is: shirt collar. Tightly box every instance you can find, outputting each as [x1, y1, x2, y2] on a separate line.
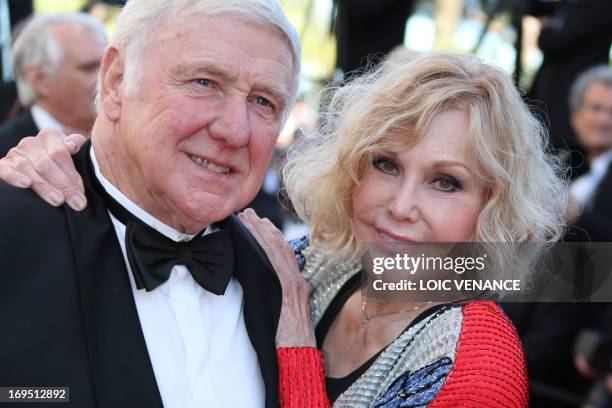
[30, 104, 65, 132]
[90, 146, 208, 242]
[590, 149, 612, 178]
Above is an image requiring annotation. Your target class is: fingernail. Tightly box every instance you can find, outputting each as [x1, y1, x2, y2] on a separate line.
[14, 177, 30, 188]
[47, 191, 63, 206]
[65, 141, 77, 152]
[68, 195, 86, 211]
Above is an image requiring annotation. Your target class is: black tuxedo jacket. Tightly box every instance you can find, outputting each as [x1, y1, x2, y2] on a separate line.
[0, 108, 39, 157]
[566, 162, 612, 243]
[0, 142, 282, 407]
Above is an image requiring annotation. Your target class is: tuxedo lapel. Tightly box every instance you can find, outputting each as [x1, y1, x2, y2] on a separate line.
[592, 163, 612, 212]
[65, 144, 163, 408]
[217, 214, 282, 408]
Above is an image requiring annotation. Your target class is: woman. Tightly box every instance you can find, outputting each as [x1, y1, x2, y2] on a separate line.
[239, 52, 566, 407]
[0, 52, 566, 406]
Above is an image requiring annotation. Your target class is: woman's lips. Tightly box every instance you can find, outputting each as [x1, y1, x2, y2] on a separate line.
[373, 227, 421, 253]
[375, 228, 419, 243]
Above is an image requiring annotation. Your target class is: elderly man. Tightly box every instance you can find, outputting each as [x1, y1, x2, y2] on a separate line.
[0, 13, 107, 156]
[566, 65, 612, 239]
[504, 65, 612, 407]
[0, 0, 300, 407]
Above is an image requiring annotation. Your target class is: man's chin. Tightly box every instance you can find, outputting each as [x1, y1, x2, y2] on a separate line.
[173, 201, 235, 232]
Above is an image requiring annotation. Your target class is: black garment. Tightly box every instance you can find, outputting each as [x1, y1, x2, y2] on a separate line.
[245, 187, 284, 230]
[529, 0, 612, 152]
[504, 160, 612, 407]
[0, 108, 39, 156]
[8, 0, 33, 32]
[0, 81, 20, 125]
[567, 163, 612, 243]
[333, 0, 414, 76]
[315, 273, 447, 402]
[99, 188, 235, 294]
[0, 141, 282, 408]
[502, 302, 598, 407]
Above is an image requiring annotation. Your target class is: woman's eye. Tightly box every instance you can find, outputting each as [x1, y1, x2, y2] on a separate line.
[372, 156, 399, 175]
[431, 176, 462, 192]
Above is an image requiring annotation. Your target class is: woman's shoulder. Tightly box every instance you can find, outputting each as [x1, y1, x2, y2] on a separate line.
[428, 300, 528, 407]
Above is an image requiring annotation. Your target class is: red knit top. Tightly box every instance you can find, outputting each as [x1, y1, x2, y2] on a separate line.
[276, 301, 528, 407]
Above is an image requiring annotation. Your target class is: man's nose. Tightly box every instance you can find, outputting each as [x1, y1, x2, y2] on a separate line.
[208, 96, 250, 147]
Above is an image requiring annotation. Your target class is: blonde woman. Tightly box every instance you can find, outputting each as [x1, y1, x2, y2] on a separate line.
[0, 52, 566, 407]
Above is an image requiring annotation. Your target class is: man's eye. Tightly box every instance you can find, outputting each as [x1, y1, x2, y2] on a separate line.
[372, 156, 399, 175]
[431, 176, 462, 192]
[195, 78, 212, 87]
[255, 96, 272, 107]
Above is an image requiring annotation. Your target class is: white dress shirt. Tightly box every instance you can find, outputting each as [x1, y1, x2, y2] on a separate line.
[90, 148, 265, 408]
[30, 104, 65, 132]
[570, 150, 612, 212]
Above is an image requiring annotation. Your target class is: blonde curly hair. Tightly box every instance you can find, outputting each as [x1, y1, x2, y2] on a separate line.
[284, 52, 567, 283]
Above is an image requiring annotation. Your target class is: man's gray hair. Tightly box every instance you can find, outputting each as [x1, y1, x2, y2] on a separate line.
[569, 65, 612, 110]
[96, 0, 301, 117]
[11, 13, 108, 107]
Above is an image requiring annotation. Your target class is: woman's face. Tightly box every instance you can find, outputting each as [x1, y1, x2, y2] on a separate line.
[351, 109, 486, 249]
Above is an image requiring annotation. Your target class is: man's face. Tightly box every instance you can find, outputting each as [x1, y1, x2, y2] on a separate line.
[571, 81, 612, 156]
[45, 23, 104, 131]
[113, 15, 294, 232]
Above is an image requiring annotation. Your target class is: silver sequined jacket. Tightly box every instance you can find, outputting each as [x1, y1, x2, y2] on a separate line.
[289, 236, 528, 408]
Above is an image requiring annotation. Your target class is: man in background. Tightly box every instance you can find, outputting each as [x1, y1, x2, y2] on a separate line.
[505, 65, 612, 408]
[0, 13, 106, 156]
[566, 65, 612, 235]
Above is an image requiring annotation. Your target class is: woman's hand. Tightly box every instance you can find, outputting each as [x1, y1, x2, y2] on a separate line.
[238, 208, 316, 348]
[0, 128, 87, 210]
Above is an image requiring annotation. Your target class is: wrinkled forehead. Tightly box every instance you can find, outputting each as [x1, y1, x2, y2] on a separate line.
[582, 81, 612, 105]
[145, 13, 295, 73]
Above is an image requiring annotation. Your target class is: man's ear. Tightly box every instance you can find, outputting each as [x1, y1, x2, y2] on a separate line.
[27, 67, 50, 99]
[99, 45, 124, 122]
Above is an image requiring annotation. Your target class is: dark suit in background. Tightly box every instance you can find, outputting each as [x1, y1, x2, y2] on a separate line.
[529, 0, 612, 152]
[0, 108, 38, 156]
[569, 163, 612, 243]
[504, 162, 612, 407]
[333, 0, 414, 76]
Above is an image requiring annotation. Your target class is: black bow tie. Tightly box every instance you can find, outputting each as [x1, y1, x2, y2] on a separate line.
[92, 176, 235, 295]
[125, 219, 234, 295]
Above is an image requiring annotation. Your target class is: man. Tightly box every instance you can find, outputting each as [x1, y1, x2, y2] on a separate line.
[528, 0, 612, 154]
[0, 0, 300, 407]
[568, 65, 612, 403]
[504, 65, 612, 407]
[0, 13, 106, 156]
[566, 65, 612, 238]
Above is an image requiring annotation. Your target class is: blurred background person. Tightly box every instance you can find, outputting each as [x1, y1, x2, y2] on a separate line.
[528, 0, 612, 158]
[0, 13, 106, 156]
[566, 65, 612, 238]
[504, 65, 612, 408]
[0, 0, 33, 124]
[332, 0, 414, 79]
[569, 65, 612, 408]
